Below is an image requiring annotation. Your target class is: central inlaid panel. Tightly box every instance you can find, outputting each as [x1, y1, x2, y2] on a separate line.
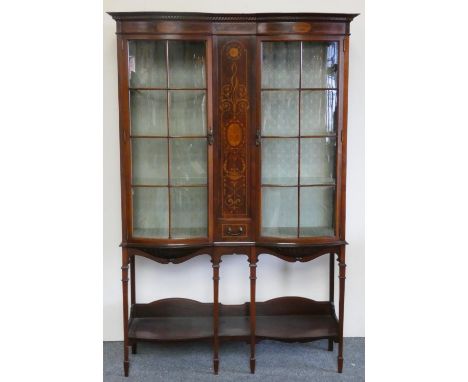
[219, 40, 249, 216]
[216, 36, 255, 240]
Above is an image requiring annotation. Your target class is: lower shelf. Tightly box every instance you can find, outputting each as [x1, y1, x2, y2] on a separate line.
[129, 316, 212, 341]
[256, 315, 338, 341]
[128, 297, 338, 342]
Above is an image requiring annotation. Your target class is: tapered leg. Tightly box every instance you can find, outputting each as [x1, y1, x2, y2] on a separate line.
[211, 255, 221, 374]
[249, 249, 258, 374]
[121, 248, 130, 377]
[328, 252, 335, 352]
[130, 255, 137, 355]
[337, 247, 346, 373]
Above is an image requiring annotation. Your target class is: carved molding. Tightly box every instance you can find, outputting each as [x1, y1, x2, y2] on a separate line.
[220, 41, 249, 216]
[109, 12, 359, 23]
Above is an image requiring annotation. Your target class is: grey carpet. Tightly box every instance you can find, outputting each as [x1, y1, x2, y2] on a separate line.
[104, 338, 364, 382]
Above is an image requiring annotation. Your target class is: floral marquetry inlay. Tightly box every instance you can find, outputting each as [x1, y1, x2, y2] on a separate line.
[219, 41, 250, 216]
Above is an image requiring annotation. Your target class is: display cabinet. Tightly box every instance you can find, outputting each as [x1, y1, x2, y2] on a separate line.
[109, 11, 357, 376]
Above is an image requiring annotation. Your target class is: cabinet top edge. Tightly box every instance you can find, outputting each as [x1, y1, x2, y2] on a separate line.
[107, 12, 359, 23]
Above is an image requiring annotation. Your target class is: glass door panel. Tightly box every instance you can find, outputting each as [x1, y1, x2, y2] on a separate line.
[261, 139, 298, 185]
[300, 138, 336, 185]
[261, 42, 300, 88]
[262, 187, 298, 238]
[169, 138, 207, 186]
[132, 187, 169, 238]
[168, 41, 206, 88]
[261, 91, 299, 136]
[131, 138, 168, 185]
[301, 42, 338, 88]
[130, 90, 167, 136]
[260, 41, 339, 238]
[299, 186, 334, 237]
[128, 40, 208, 239]
[171, 187, 207, 238]
[169, 91, 207, 136]
[300, 90, 337, 135]
[128, 41, 167, 88]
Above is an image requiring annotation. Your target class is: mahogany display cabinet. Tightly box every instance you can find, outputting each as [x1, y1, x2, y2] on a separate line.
[109, 11, 358, 376]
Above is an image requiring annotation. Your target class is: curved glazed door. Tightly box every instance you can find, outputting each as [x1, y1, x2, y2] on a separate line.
[125, 38, 213, 242]
[258, 38, 342, 240]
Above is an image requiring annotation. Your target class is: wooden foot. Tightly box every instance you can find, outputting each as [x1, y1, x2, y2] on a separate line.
[131, 343, 137, 354]
[250, 357, 256, 374]
[328, 339, 334, 351]
[124, 360, 129, 377]
[213, 358, 219, 374]
[338, 356, 343, 373]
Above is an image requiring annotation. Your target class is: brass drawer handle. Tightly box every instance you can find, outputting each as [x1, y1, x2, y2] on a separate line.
[227, 226, 243, 236]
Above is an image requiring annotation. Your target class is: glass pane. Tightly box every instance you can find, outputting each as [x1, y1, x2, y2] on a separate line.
[262, 187, 298, 237]
[301, 90, 337, 135]
[300, 138, 336, 185]
[261, 91, 299, 136]
[133, 187, 169, 238]
[132, 138, 168, 185]
[262, 42, 300, 88]
[170, 138, 207, 185]
[168, 41, 206, 88]
[171, 187, 207, 238]
[169, 91, 207, 136]
[130, 90, 167, 136]
[300, 186, 334, 237]
[262, 139, 298, 185]
[128, 40, 166, 88]
[302, 42, 338, 89]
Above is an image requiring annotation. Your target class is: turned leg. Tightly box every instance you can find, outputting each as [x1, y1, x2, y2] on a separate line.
[122, 248, 130, 377]
[328, 252, 335, 352]
[130, 255, 137, 355]
[249, 249, 258, 374]
[211, 255, 221, 374]
[337, 247, 346, 373]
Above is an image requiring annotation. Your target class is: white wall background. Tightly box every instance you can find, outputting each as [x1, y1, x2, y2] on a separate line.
[103, 0, 364, 340]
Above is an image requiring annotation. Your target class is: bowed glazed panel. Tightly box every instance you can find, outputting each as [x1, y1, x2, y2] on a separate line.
[215, 37, 256, 240]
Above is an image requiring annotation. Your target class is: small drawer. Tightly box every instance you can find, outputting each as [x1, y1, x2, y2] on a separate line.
[222, 224, 247, 238]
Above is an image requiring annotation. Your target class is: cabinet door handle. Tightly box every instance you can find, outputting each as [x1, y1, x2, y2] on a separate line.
[227, 226, 243, 236]
[207, 128, 214, 145]
[255, 130, 261, 146]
